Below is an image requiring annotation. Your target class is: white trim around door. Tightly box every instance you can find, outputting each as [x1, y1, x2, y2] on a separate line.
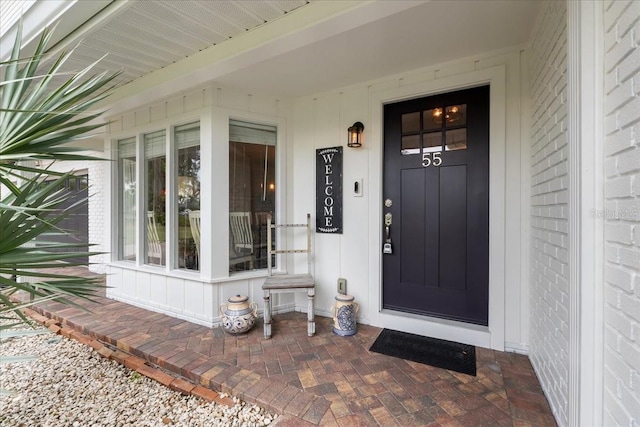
[367, 65, 507, 351]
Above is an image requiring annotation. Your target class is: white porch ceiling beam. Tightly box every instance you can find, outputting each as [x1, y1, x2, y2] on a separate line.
[104, 0, 428, 115]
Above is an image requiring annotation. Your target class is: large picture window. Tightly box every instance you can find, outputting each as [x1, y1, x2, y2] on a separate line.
[117, 137, 136, 261]
[229, 120, 276, 272]
[145, 130, 166, 266]
[175, 122, 201, 271]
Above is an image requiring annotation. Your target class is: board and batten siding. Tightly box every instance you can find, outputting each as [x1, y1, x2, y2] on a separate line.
[103, 85, 295, 327]
[528, 2, 570, 425]
[603, 0, 640, 425]
[292, 47, 528, 349]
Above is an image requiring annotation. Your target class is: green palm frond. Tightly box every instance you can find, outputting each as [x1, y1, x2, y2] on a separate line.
[0, 21, 120, 329]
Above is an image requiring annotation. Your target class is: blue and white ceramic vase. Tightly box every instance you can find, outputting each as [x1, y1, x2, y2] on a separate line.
[331, 294, 359, 336]
[220, 295, 258, 334]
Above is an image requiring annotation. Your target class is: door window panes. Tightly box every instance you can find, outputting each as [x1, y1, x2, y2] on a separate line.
[446, 128, 467, 151]
[229, 120, 276, 273]
[145, 130, 166, 266]
[445, 104, 466, 127]
[423, 132, 443, 152]
[118, 137, 136, 261]
[401, 134, 420, 154]
[175, 122, 200, 271]
[423, 108, 442, 131]
[401, 112, 420, 133]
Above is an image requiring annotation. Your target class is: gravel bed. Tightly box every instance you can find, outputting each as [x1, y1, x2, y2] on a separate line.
[0, 321, 277, 427]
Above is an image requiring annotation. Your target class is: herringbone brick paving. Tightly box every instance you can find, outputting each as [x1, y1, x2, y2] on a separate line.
[27, 268, 556, 426]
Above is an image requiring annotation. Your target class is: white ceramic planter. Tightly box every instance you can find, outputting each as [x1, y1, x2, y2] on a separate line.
[220, 295, 258, 334]
[331, 294, 359, 336]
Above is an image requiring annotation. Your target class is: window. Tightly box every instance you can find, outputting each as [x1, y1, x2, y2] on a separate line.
[175, 122, 200, 271]
[117, 137, 136, 261]
[401, 104, 468, 154]
[145, 130, 166, 266]
[229, 120, 276, 272]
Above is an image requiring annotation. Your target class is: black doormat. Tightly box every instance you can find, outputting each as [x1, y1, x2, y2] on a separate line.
[369, 329, 476, 376]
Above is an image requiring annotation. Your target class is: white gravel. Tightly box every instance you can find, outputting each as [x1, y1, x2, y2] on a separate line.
[0, 321, 277, 427]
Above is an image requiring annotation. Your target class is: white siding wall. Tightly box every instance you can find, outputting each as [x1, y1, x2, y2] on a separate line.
[102, 48, 530, 343]
[527, 2, 570, 425]
[292, 48, 528, 349]
[104, 85, 295, 326]
[603, 1, 640, 425]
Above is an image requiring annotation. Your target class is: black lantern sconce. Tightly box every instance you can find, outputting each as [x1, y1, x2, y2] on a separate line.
[347, 122, 364, 148]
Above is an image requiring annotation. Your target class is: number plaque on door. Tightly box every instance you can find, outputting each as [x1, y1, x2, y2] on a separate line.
[422, 152, 442, 167]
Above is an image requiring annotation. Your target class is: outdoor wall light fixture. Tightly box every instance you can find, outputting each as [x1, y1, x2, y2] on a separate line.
[347, 122, 364, 148]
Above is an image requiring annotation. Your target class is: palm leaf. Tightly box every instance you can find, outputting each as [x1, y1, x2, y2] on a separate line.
[0, 21, 119, 329]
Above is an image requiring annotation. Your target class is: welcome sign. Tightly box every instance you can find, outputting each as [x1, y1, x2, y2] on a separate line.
[316, 146, 343, 234]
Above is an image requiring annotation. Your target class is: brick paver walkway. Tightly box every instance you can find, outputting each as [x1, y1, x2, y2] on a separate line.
[26, 268, 557, 426]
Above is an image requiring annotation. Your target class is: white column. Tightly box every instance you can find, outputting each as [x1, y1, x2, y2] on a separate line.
[566, 1, 604, 425]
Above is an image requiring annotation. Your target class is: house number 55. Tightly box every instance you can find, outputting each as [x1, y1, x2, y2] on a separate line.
[422, 152, 442, 167]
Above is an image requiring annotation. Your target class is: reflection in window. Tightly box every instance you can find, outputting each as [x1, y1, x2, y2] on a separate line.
[446, 128, 467, 151]
[229, 120, 276, 273]
[145, 130, 166, 266]
[401, 104, 468, 155]
[175, 122, 200, 271]
[118, 137, 136, 261]
[422, 108, 442, 131]
[402, 112, 420, 133]
[444, 104, 466, 127]
[423, 132, 443, 152]
[401, 134, 420, 154]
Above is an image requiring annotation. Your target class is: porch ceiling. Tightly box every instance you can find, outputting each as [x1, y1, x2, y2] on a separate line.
[41, 0, 311, 86]
[5, 0, 541, 110]
[214, 0, 542, 97]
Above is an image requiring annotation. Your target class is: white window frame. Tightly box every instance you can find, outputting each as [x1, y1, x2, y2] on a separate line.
[228, 119, 278, 275]
[114, 136, 137, 263]
[107, 107, 287, 282]
[210, 107, 287, 279]
[143, 129, 167, 268]
[109, 110, 209, 279]
[171, 120, 202, 272]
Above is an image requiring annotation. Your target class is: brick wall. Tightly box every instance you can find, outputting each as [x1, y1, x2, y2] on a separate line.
[528, 2, 569, 425]
[603, 1, 640, 425]
[88, 160, 107, 274]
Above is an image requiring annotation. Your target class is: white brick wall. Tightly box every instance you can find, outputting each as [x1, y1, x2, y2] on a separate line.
[528, 2, 570, 425]
[603, 1, 640, 425]
[87, 160, 107, 274]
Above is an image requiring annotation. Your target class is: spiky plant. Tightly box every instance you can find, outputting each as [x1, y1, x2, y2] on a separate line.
[0, 22, 120, 329]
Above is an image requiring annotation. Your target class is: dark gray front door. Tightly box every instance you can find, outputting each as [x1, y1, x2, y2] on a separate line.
[35, 174, 89, 263]
[382, 86, 489, 325]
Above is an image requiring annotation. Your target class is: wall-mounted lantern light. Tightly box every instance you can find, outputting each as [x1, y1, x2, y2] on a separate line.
[347, 122, 364, 148]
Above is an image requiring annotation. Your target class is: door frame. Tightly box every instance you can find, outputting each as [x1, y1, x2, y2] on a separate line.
[368, 65, 507, 350]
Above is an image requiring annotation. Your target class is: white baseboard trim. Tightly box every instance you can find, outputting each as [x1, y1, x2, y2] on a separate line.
[504, 342, 529, 355]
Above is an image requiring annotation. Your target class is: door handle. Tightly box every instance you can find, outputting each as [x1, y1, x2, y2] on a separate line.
[383, 213, 393, 254]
